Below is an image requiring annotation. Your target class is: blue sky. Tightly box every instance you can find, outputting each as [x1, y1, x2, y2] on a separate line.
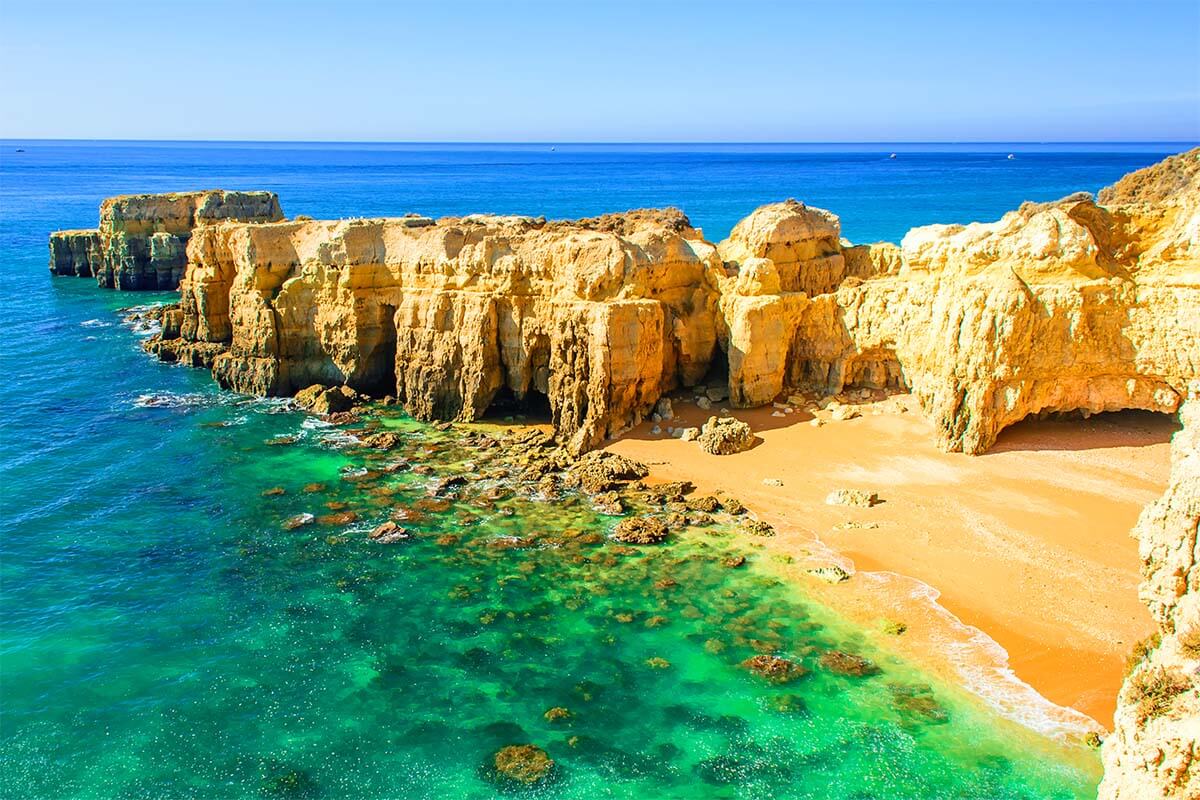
[1, 0, 1196, 141]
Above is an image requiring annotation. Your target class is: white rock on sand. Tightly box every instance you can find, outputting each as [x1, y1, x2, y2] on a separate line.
[825, 489, 879, 507]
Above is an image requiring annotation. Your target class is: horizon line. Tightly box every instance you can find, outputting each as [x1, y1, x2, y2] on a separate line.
[3, 137, 1197, 146]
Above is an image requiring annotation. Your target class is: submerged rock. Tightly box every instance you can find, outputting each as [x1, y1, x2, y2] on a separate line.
[490, 744, 555, 786]
[890, 683, 948, 723]
[819, 650, 881, 677]
[543, 707, 572, 723]
[612, 517, 669, 545]
[740, 654, 808, 684]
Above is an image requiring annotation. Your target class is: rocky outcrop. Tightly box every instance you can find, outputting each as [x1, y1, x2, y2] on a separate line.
[64, 148, 1199, 456]
[721, 148, 1200, 453]
[155, 209, 722, 453]
[1100, 393, 1199, 799]
[49, 190, 284, 289]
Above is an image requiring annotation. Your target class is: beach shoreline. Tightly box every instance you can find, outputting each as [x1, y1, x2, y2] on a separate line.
[604, 395, 1175, 733]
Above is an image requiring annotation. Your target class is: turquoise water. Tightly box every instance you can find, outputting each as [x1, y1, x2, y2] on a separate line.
[2, 141, 1192, 798]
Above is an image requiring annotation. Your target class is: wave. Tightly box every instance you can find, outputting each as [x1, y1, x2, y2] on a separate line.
[856, 570, 1100, 738]
[80, 319, 111, 329]
[132, 392, 219, 410]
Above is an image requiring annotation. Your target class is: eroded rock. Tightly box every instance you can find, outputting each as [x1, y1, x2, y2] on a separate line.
[698, 416, 755, 455]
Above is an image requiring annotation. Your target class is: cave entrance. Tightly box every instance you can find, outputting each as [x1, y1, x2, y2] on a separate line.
[483, 385, 553, 422]
[361, 303, 398, 396]
[842, 348, 908, 393]
[696, 343, 730, 391]
[990, 408, 1180, 455]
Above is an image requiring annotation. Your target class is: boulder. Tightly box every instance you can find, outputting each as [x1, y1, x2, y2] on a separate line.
[698, 416, 755, 455]
[825, 489, 880, 507]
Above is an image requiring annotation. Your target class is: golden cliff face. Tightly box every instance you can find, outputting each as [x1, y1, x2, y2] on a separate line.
[132, 148, 1200, 458]
[1100, 393, 1199, 799]
[721, 149, 1199, 453]
[166, 209, 722, 453]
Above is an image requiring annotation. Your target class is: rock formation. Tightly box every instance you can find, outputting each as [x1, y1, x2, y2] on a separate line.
[151, 209, 722, 453]
[1099, 392, 1199, 799]
[54, 149, 1200, 457]
[719, 148, 1200, 453]
[49, 190, 284, 289]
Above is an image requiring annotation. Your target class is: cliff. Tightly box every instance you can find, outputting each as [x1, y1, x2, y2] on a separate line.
[65, 149, 1200, 457]
[1100, 393, 1200, 799]
[49, 190, 284, 289]
[153, 209, 723, 453]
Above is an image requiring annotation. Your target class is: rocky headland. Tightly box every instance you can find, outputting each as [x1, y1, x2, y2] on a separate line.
[51, 149, 1200, 457]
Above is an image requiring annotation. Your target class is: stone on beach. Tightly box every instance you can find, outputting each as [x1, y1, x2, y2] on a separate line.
[698, 416, 755, 455]
[825, 489, 880, 507]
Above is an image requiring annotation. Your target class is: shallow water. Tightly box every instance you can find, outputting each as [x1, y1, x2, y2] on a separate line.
[4, 141, 1190, 798]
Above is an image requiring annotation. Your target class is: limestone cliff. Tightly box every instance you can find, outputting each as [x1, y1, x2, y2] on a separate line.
[49, 190, 284, 289]
[65, 148, 1200, 457]
[720, 148, 1200, 453]
[1099, 393, 1200, 799]
[153, 209, 722, 453]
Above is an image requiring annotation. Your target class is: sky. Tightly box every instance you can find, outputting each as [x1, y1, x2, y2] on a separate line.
[0, 0, 1196, 142]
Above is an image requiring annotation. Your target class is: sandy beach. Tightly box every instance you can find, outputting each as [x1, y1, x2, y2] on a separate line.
[606, 394, 1176, 730]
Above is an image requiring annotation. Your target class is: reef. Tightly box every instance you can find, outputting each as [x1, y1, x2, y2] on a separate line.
[1100, 392, 1199, 799]
[50, 190, 283, 289]
[51, 150, 1199, 458]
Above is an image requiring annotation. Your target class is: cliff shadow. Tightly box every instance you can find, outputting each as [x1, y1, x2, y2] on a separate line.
[985, 409, 1179, 454]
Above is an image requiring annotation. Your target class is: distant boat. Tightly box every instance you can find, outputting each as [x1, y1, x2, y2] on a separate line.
[888, 153, 897, 159]
[15, 148, 24, 153]
[1007, 153, 1015, 160]
[550, 146, 556, 152]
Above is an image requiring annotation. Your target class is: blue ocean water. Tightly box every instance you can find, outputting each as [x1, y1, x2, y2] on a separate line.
[0, 141, 1192, 799]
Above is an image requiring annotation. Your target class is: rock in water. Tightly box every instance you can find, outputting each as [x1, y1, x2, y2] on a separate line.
[612, 517, 669, 545]
[807, 564, 852, 584]
[819, 650, 882, 677]
[698, 416, 755, 455]
[490, 744, 555, 786]
[740, 654, 808, 684]
[294, 384, 360, 415]
[49, 190, 283, 289]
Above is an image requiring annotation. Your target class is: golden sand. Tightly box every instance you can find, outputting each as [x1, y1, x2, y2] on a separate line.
[606, 396, 1175, 730]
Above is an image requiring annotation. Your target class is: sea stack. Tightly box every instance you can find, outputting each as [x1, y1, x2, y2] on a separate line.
[49, 190, 284, 290]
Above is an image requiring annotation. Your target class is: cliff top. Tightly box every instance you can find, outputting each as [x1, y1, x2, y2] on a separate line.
[1097, 147, 1200, 207]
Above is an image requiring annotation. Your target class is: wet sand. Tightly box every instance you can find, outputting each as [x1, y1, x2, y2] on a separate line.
[605, 395, 1176, 730]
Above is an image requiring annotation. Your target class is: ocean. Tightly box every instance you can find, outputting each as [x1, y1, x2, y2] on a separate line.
[1, 140, 1191, 799]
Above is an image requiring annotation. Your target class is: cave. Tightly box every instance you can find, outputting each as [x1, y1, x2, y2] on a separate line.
[360, 303, 398, 395]
[696, 342, 730, 392]
[483, 385, 553, 422]
[841, 348, 908, 392]
[990, 408, 1180, 454]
